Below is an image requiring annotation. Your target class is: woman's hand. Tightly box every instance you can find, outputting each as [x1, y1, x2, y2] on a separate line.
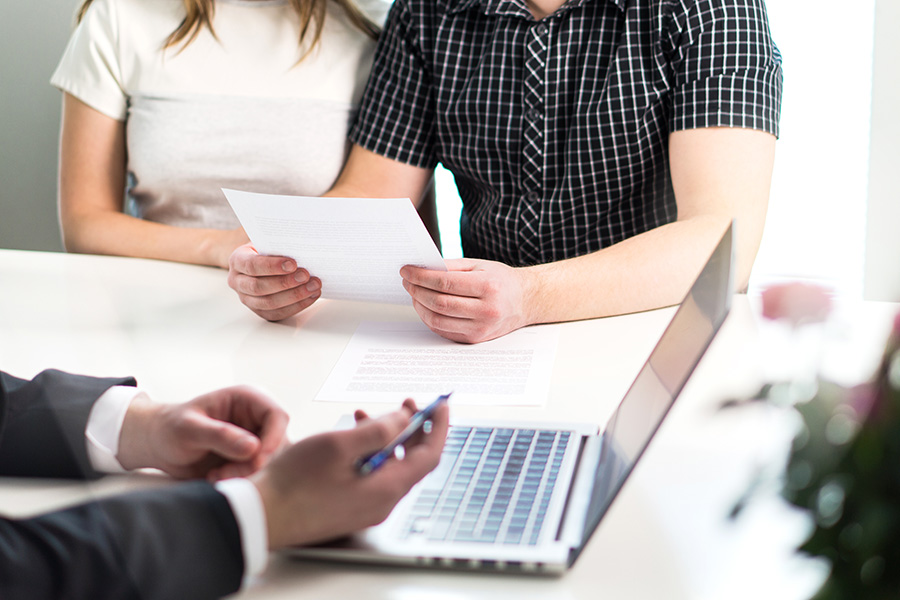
[227, 243, 322, 321]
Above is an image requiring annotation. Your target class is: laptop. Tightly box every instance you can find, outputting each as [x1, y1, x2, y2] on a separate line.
[290, 222, 735, 574]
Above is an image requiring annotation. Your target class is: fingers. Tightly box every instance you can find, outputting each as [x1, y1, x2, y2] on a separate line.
[354, 399, 416, 425]
[247, 398, 449, 549]
[410, 402, 449, 457]
[400, 263, 499, 343]
[229, 262, 315, 297]
[443, 258, 481, 271]
[225, 386, 289, 445]
[191, 418, 262, 462]
[401, 259, 528, 344]
[246, 291, 321, 322]
[347, 404, 417, 457]
[409, 297, 499, 344]
[402, 279, 485, 319]
[227, 243, 322, 321]
[409, 295, 472, 335]
[229, 271, 322, 319]
[183, 386, 289, 474]
[229, 243, 294, 278]
[378, 402, 449, 488]
[353, 399, 444, 482]
[252, 402, 290, 460]
[400, 263, 488, 298]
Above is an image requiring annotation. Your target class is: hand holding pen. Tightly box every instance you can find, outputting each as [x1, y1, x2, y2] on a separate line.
[356, 393, 452, 476]
[250, 396, 450, 548]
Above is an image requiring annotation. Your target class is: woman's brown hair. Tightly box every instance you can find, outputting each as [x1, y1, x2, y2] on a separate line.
[76, 0, 378, 58]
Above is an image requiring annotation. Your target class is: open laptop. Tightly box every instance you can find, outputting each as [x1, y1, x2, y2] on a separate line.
[290, 222, 735, 574]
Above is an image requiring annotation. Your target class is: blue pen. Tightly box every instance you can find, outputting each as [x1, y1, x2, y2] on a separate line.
[357, 392, 452, 476]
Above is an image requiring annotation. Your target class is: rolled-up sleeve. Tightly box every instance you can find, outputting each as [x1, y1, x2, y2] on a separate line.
[664, 0, 783, 137]
[350, 0, 438, 168]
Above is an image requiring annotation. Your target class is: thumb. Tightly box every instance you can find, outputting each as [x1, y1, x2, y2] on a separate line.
[444, 258, 480, 272]
[193, 420, 261, 462]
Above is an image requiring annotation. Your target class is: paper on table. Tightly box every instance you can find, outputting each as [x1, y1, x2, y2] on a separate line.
[223, 189, 446, 304]
[315, 321, 560, 406]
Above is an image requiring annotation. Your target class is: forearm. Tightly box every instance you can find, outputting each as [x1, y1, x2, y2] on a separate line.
[523, 128, 773, 325]
[0, 370, 135, 479]
[62, 210, 243, 268]
[59, 93, 245, 269]
[522, 215, 753, 325]
[0, 482, 244, 600]
[324, 145, 432, 205]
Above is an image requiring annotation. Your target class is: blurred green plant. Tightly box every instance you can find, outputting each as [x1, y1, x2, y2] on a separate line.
[730, 282, 900, 599]
[781, 312, 900, 600]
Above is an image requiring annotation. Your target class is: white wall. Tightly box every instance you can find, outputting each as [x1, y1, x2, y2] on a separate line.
[0, 0, 79, 252]
[863, 0, 900, 302]
[750, 0, 875, 297]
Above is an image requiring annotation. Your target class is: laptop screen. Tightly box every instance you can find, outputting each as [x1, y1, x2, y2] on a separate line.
[573, 223, 735, 557]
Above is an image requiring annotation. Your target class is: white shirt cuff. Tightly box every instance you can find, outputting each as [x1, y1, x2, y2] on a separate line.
[215, 477, 270, 581]
[86, 388, 270, 581]
[85, 386, 145, 473]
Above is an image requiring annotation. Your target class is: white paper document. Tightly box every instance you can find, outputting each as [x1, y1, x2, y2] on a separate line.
[316, 321, 560, 406]
[223, 189, 446, 304]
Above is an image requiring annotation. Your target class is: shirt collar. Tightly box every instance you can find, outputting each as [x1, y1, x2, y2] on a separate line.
[446, 0, 627, 18]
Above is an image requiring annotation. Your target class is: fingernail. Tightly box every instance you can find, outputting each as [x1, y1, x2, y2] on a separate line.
[293, 270, 309, 284]
[238, 435, 256, 451]
[306, 280, 321, 292]
[282, 260, 296, 272]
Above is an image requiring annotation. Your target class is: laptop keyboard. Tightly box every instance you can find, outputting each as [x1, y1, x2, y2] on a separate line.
[400, 427, 571, 545]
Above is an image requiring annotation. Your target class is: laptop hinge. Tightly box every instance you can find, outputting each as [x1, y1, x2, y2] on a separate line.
[555, 434, 602, 545]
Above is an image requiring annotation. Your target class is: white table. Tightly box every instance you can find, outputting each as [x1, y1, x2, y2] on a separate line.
[1, 249, 896, 599]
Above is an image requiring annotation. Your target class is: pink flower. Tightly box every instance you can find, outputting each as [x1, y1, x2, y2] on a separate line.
[761, 282, 833, 326]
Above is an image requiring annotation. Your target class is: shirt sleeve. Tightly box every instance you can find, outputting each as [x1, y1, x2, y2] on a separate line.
[215, 478, 270, 581]
[663, 0, 783, 138]
[349, 0, 438, 168]
[85, 387, 270, 582]
[50, 0, 128, 121]
[85, 385, 142, 473]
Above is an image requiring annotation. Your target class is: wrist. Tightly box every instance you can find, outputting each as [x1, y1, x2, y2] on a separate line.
[116, 395, 162, 470]
[196, 229, 231, 269]
[518, 264, 546, 327]
[249, 471, 287, 550]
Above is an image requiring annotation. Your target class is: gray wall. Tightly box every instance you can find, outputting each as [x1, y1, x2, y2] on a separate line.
[864, 0, 900, 302]
[0, 0, 79, 252]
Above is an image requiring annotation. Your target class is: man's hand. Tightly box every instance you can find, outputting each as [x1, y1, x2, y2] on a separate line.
[251, 398, 449, 549]
[117, 386, 289, 481]
[227, 243, 322, 321]
[400, 258, 536, 343]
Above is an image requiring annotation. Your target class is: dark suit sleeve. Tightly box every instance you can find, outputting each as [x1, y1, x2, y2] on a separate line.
[0, 369, 136, 478]
[0, 480, 245, 600]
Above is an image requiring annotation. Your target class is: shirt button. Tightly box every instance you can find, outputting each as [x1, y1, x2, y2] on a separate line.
[524, 191, 540, 203]
[534, 23, 548, 36]
[526, 107, 542, 121]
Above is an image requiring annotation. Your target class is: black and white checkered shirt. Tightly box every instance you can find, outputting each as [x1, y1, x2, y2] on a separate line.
[350, 0, 783, 267]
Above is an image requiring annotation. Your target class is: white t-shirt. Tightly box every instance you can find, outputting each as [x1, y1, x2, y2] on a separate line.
[52, 0, 388, 229]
